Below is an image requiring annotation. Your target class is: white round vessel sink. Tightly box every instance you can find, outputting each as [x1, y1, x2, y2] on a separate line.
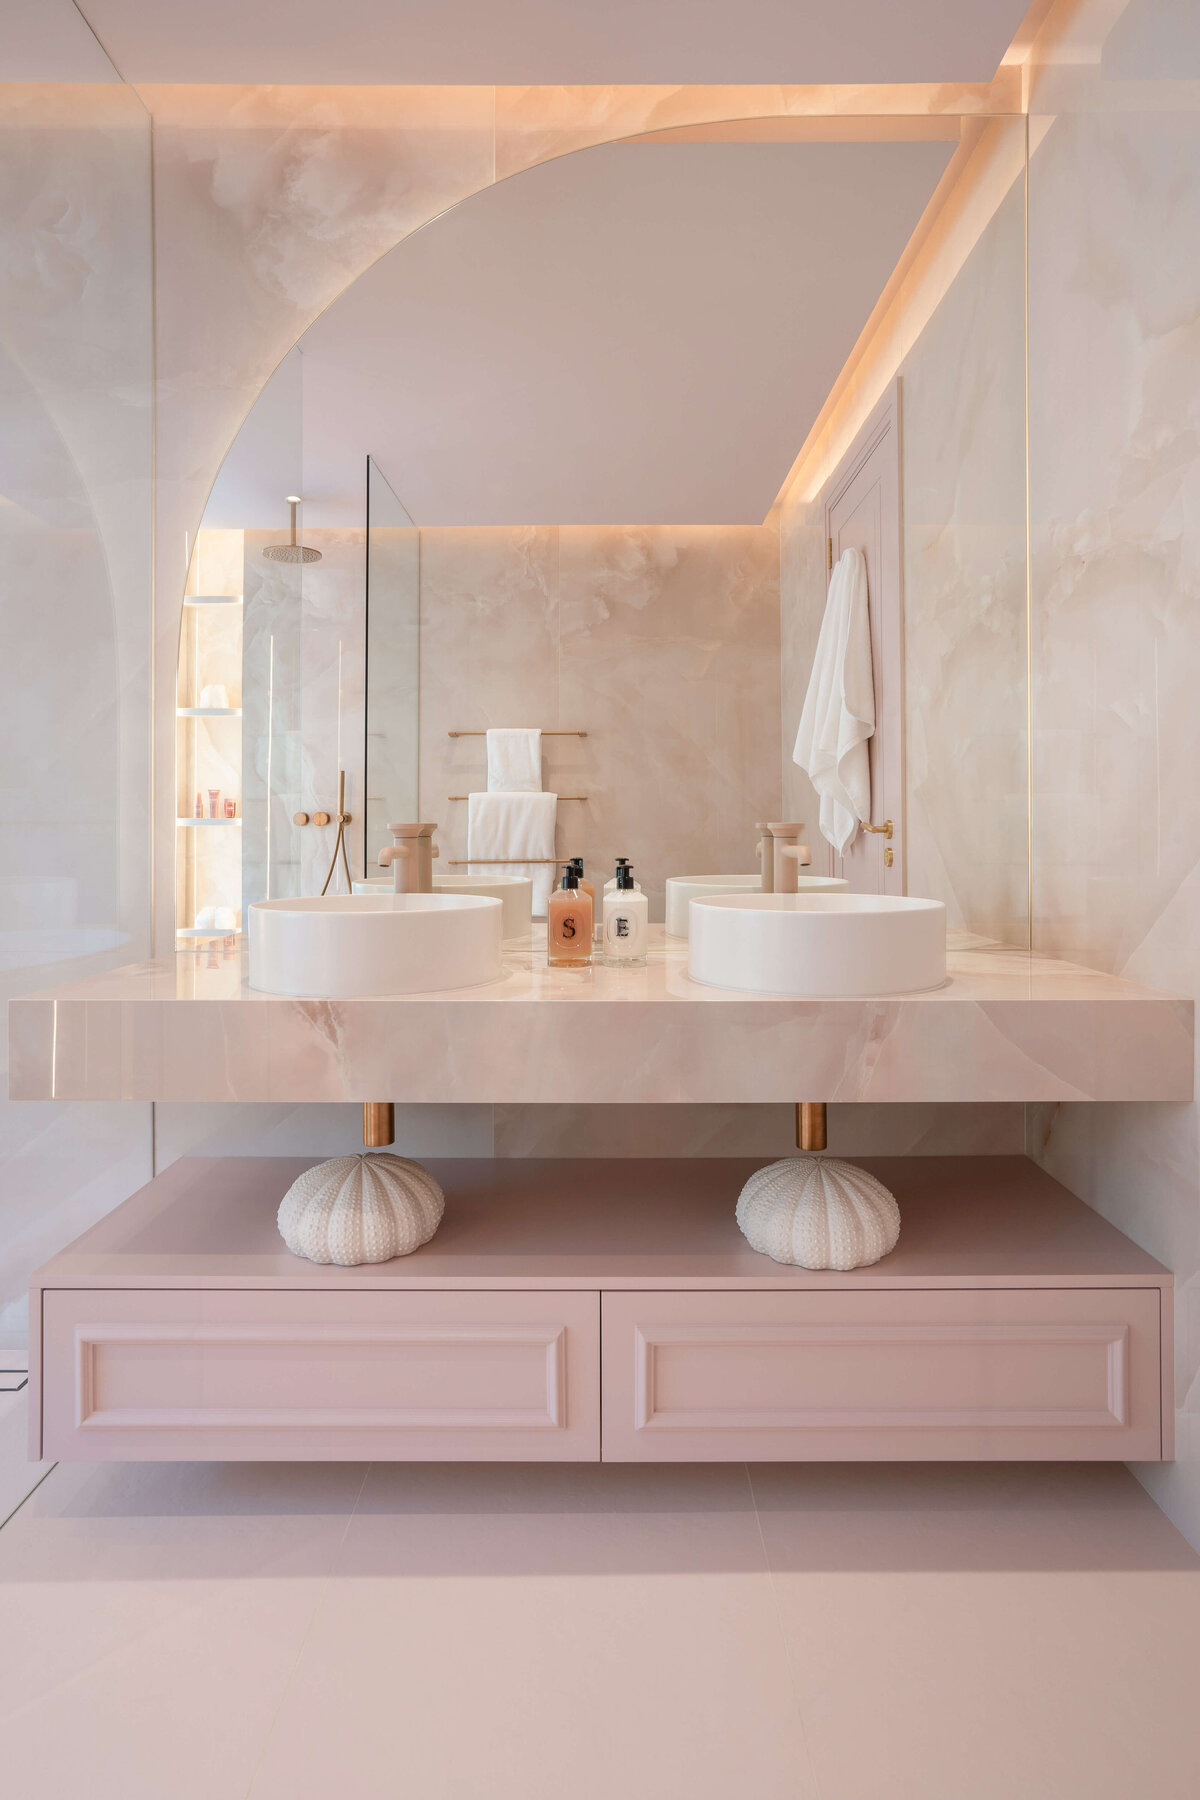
[249, 893, 503, 997]
[665, 873, 848, 939]
[353, 873, 532, 938]
[688, 892, 946, 997]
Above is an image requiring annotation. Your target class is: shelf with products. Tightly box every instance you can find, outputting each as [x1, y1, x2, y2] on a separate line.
[176, 529, 245, 941]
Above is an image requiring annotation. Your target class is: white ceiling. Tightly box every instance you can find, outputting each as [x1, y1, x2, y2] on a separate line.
[7, 0, 122, 82]
[75, 0, 1030, 86]
[206, 136, 957, 529]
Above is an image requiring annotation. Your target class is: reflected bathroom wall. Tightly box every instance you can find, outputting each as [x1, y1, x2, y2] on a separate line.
[0, 10, 154, 1348]
[416, 524, 781, 921]
[365, 458, 419, 875]
[779, 114, 1029, 946]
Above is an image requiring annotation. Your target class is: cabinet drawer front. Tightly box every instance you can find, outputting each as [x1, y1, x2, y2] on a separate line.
[43, 1290, 599, 1461]
[601, 1289, 1162, 1462]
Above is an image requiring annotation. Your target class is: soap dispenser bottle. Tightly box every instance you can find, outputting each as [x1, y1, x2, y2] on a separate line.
[603, 859, 648, 966]
[603, 857, 642, 895]
[568, 857, 595, 902]
[547, 863, 594, 967]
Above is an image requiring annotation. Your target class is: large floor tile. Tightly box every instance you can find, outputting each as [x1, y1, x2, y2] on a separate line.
[248, 1463, 816, 1800]
[0, 1459, 368, 1800]
[750, 1463, 1200, 1800]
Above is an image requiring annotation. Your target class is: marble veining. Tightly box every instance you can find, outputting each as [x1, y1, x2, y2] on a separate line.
[1025, 0, 1200, 1550]
[9, 930, 1191, 1108]
[0, 77, 155, 1339]
[418, 525, 781, 921]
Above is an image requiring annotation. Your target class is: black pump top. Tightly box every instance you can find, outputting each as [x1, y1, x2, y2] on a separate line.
[569, 857, 586, 879]
[559, 863, 580, 891]
[615, 859, 635, 891]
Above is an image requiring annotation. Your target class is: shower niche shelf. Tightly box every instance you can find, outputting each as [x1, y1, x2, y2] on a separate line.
[176, 531, 244, 941]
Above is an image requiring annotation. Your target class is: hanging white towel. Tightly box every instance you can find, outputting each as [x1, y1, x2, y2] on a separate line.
[792, 546, 875, 855]
[486, 728, 542, 793]
[468, 791, 558, 917]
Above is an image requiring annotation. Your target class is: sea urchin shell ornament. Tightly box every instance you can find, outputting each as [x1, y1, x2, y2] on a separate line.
[736, 1156, 900, 1270]
[277, 1154, 444, 1266]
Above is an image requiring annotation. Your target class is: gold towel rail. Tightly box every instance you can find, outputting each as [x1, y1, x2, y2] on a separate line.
[447, 857, 560, 865]
[449, 793, 587, 802]
[448, 729, 587, 738]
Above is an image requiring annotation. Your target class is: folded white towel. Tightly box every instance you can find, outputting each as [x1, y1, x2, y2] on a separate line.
[468, 790, 558, 917]
[487, 728, 542, 793]
[792, 545, 875, 855]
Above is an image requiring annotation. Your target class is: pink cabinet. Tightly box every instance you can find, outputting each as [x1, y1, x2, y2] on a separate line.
[600, 1288, 1164, 1462]
[42, 1288, 600, 1462]
[29, 1157, 1173, 1466]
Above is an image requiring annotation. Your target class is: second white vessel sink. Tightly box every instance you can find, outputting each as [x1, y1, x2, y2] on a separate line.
[688, 892, 946, 997]
[249, 893, 503, 998]
[665, 873, 848, 938]
[353, 873, 533, 938]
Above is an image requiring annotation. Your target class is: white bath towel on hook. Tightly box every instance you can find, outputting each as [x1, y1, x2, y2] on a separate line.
[792, 545, 875, 855]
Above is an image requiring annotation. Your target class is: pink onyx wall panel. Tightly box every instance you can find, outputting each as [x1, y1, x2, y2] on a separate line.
[600, 1288, 1163, 1462]
[41, 1288, 600, 1462]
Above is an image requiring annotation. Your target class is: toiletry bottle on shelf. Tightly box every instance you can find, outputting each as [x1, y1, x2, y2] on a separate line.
[194, 792, 203, 818]
[548, 863, 593, 967]
[603, 858, 648, 966]
[207, 788, 221, 819]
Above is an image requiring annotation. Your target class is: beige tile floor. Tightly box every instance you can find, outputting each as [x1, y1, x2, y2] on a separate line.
[1, 1408, 1199, 1800]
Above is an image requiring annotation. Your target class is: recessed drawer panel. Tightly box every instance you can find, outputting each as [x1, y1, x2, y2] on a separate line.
[601, 1288, 1162, 1462]
[43, 1289, 599, 1461]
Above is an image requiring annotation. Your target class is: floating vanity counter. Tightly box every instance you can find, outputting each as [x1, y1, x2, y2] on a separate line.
[10, 928, 1191, 1104]
[29, 1157, 1171, 1464]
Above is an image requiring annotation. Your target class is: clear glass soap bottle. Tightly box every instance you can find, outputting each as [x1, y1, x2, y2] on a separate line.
[566, 856, 591, 897]
[547, 863, 594, 966]
[603, 858, 649, 966]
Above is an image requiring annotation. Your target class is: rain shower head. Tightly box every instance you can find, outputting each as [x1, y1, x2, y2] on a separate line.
[263, 496, 322, 564]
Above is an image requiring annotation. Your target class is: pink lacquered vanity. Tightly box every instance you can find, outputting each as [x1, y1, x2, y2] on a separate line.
[14, 929, 1190, 1466]
[29, 1155, 1170, 1465]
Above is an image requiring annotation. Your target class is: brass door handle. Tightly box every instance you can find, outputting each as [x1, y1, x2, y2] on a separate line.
[860, 819, 893, 839]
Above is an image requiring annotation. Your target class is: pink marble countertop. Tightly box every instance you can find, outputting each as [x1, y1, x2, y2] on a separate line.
[9, 928, 1193, 1105]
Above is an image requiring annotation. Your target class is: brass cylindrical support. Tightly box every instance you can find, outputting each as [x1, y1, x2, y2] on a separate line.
[363, 1102, 395, 1147]
[796, 1102, 828, 1153]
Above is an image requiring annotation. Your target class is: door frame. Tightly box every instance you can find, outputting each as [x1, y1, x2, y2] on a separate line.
[820, 378, 905, 894]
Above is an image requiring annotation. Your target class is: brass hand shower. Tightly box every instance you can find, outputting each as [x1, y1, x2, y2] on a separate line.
[319, 769, 354, 896]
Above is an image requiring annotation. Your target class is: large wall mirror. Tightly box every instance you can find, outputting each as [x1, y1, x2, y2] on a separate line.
[176, 112, 1028, 944]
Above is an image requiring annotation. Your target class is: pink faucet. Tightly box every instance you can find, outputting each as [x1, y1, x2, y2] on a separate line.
[379, 822, 439, 894]
[766, 822, 812, 894]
